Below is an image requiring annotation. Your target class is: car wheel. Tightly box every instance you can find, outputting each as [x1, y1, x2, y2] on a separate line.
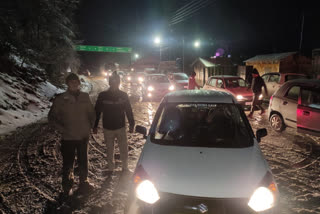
[270, 113, 285, 132]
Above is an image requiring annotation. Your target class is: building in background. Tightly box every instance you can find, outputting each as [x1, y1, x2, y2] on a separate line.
[158, 61, 181, 74]
[244, 52, 312, 75]
[191, 57, 237, 86]
[312, 49, 320, 79]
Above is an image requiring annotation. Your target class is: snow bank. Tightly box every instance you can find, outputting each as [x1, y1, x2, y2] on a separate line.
[0, 72, 94, 135]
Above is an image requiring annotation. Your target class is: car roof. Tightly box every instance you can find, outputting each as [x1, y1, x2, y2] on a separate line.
[262, 72, 306, 76]
[275, 79, 320, 96]
[163, 90, 237, 103]
[209, 75, 241, 79]
[146, 73, 166, 76]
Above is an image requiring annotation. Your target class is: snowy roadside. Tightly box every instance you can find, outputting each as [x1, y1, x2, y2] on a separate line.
[0, 71, 94, 136]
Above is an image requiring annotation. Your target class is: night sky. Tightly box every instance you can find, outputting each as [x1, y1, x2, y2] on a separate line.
[76, 0, 320, 61]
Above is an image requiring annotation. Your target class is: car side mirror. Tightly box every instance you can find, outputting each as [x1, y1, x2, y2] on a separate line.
[256, 128, 267, 143]
[135, 125, 147, 139]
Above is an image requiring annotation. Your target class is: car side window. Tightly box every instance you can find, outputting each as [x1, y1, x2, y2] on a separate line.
[262, 75, 269, 82]
[285, 86, 300, 101]
[268, 74, 280, 83]
[301, 88, 320, 109]
[217, 79, 224, 88]
[209, 78, 217, 87]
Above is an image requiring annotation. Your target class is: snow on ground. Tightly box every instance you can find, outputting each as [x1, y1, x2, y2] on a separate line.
[0, 72, 93, 136]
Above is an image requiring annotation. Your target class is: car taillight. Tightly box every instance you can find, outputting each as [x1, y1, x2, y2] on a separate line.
[270, 95, 273, 106]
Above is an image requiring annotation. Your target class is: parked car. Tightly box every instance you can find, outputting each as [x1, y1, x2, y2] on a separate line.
[261, 72, 308, 100]
[203, 75, 262, 110]
[268, 79, 320, 136]
[126, 90, 279, 214]
[142, 74, 175, 100]
[126, 72, 147, 84]
[168, 72, 189, 90]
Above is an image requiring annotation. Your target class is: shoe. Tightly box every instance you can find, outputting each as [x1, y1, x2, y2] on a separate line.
[79, 181, 95, 194]
[247, 113, 253, 118]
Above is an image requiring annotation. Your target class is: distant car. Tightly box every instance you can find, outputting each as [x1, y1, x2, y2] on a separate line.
[142, 74, 175, 100]
[268, 79, 320, 136]
[261, 72, 308, 100]
[126, 90, 279, 214]
[168, 72, 189, 90]
[126, 72, 147, 84]
[203, 75, 262, 110]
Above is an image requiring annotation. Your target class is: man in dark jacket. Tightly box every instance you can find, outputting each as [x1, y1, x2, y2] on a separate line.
[248, 69, 268, 118]
[93, 71, 135, 172]
[48, 73, 96, 196]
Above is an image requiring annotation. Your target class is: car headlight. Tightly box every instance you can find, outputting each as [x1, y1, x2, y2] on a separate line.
[248, 186, 276, 212]
[136, 180, 160, 204]
[169, 85, 175, 91]
[103, 72, 108, 76]
[147, 93, 152, 97]
[148, 86, 154, 91]
[236, 95, 244, 100]
[138, 77, 144, 82]
[259, 94, 263, 100]
[127, 76, 131, 81]
[108, 73, 112, 76]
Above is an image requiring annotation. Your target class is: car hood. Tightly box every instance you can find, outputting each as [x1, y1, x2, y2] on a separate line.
[227, 87, 253, 97]
[147, 82, 171, 89]
[139, 141, 269, 198]
[175, 80, 189, 85]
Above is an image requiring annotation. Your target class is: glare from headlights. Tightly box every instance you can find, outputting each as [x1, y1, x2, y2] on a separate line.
[136, 180, 160, 204]
[108, 73, 112, 76]
[148, 86, 154, 91]
[169, 85, 175, 91]
[147, 93, 152, 97]
[103, 72, 108, 76]
[259, 94, 263, 100]
[248, 187, 275, 212]
[236, 95, 244, 100]
[138, 77, 144, 82]
[127, 76, 131, 81]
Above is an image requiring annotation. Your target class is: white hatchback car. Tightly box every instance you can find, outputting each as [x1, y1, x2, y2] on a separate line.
[268, 79, 320, 136]
[126, 90, 279, 214]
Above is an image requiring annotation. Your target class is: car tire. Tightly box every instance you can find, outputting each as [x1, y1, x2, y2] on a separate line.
[270, 113, 285, 132]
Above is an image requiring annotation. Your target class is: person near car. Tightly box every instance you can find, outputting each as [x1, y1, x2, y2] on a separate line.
[93, 71, 135, 172]
[248, 69, 268, 118]
[48, 73, 96, 196]
[188, 71, 201, 90]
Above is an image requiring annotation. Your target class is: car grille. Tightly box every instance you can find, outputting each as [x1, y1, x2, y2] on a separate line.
[148, 192, 256, 214]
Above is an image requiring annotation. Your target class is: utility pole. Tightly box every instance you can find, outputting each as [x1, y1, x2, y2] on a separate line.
[182, 36, 185, 73]
[299, 11, 305, 52]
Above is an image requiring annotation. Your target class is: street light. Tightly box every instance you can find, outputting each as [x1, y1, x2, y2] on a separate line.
[194, 40, 200, 48]
[154, 37, 161, 44]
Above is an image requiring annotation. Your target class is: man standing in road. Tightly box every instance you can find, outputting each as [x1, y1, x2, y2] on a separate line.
[248, 69, 268, 118]
[93, 71, 135, 173]
[188, 71, 201, 90]
[48, 73, 96, 196]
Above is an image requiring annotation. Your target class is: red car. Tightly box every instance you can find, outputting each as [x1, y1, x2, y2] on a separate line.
[203, 75, 263, 110]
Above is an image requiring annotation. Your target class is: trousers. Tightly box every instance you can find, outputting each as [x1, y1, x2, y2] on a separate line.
[60, 138, 88, 191]
[103, 127, 128, 171]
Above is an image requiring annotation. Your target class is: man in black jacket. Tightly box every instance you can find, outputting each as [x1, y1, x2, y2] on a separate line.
[93, 72, 135, 172]
[248, 69, 268, 118]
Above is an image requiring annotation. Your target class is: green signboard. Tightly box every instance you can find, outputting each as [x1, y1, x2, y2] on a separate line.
[75, 45, 132, 53]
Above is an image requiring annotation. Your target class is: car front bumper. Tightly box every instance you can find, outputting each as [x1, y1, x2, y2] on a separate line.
[126, 192, 278, 214]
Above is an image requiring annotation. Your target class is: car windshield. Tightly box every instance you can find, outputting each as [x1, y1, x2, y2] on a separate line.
[147, 75, 169, 83]
[225, 78, 248, 88]
[151, 103, 253, 148]
[173, 73, 189, 80]
[285, 75, 307, 82]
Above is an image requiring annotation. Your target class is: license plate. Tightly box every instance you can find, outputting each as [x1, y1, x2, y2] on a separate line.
[245, 102, 252, 105]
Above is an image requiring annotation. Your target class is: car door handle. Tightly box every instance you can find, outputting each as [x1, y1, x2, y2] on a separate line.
[283, 101, 288, 105]
[303, 111, 310, 116]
